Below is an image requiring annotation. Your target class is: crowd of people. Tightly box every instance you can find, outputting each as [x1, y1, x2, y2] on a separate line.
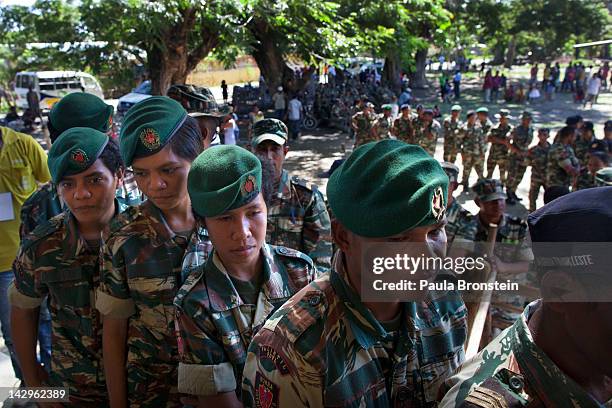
[0, 69, 610, 408]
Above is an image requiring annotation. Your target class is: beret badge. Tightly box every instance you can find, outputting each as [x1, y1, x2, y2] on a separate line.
[140, 127, 161, 150]
[71, 149, 89, 167]
[431, 186, 445, 222]
[241, 175, 257, 197]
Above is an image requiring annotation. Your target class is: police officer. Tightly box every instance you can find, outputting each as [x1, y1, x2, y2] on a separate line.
[392, 104, 415, 143]
[441, 188, 612, 407]
[527, 128, 551, 212]
[11, 128, 125, 406]
[506, 111, 535, 204]
[460, 110, 485, 186]
[242, 141, 467, 407]
[252, 118, 332, 273]
[546, 126, 580, 190]
[96, 97, 213, 408]
[174, 145, 316, 407]
[442, 104, 463, 163]
[486, 109, 513, 184]
[351, 102, 377, 147]
[371, 104, 393, 140]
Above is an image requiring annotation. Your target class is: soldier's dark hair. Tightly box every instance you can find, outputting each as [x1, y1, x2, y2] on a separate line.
[558, 126, 575, 141]
[99, 138, 124, 175]
[168, 115, 203, 162]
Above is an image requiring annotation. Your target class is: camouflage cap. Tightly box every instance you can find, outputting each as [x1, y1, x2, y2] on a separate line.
[251, 118, 288, 147]
[466, 110, 476, 118]
[450, 104, 462, 111]
[494, 109, 511, 119]
[48, 127, 109, 183]
[440, 161, 460, 183]
[400, 104, 411, 110]
[327, 140, 448, 238]
[595, 167, 612, 186]
[188, 145, 262, 217]
[476, 107, 488, 114]
[167, 84, 230, 118]
[472, 178, 507, 202]
[119, 96, 187, 167]
[49, 92, 113, 135]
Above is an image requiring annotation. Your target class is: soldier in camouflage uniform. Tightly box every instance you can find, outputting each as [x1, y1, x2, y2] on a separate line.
[96, 97, 212, 408]
[546, 126, 581, 190]
[527, 128, 551, 212]
[442, 104, 463, 162]
[595, 167, 612, 186]
[414, 108, 441, 156]
[440, 162, 476, 253]
[174, 145, 315, 406]
[371, 104, 393, 140]
[243, 141, 467, 407]
[460, 110, 486, 186]
[574, 121, 596, 190]
[441, 189, 612, 408]
[351, 102, 377, 147]
[476, 106, 493, 141]
[485, 109, 513, 184]
[506, 111, 535, 204]
[577, 151, 610, 190]
[392, 104, 414, 143]
[252, 119, 332, 273]
[10, 128, 126, 406]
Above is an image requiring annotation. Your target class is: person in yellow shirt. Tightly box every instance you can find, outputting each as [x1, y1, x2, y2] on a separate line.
[0, 126, 50, 382]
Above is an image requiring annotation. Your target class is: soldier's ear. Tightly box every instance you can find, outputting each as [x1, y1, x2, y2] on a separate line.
[332, 220, 351, 252]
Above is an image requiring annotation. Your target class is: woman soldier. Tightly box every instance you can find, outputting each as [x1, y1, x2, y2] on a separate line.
[96, 97, 212, 407]
[174, 145, 316, 407]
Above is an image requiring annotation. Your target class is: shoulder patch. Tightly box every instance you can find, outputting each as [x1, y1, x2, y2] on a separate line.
[22, 213, 65, 250]
[273, 245, 314, 267]
[109, 204, 142, 233]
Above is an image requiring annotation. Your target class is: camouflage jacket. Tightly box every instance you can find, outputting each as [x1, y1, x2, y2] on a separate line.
[373, 115, 393, 139]
[393, 116, 415, 143]
[574, 136, 594, 165]
[479, 119, 494, 139]
[446, 199, 476, 252]
[352, 111, 377, 146]
[440, 300, 607, 408]
[488, 124, 513, 154]
[266, 170, 332, 274]
[509, 125, 534, 158]
[461, 124, 485, 156]
[414, 119, 441, 156]
[546, 143, 579, 187]
[242, 253, 468, 407]
[20, 174, 142, 238]
[96, 200, 212, 403]
[174, 245, 315, 398]
[443, 117, 463, 147]
[528, 142, 551, 179]
[10, 205, 124, 404]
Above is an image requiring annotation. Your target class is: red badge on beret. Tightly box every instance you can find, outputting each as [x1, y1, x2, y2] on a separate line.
[70, 149, 89, 167]
[140, 127, 161, 150]
[241, 175, 257, 197]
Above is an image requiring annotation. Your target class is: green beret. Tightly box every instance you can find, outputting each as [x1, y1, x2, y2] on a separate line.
[327, 140, 448, 237]
[472, 178, 506, 202]
[450, 104, 462, 111]
[252, 118, 288, 147]
[119, 96, 187, 167]
[595, 167, 612, 186]
[49, 93, 113, 134]
[188, 145, 262, 217]
[48, 127, 109, 183]
[381, 104, 393, 111]
[476, 107, 488, 114]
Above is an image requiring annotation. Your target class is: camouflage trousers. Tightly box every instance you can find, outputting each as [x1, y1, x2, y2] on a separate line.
[529, 175, 546, 212]
[50, 371, 109, 407]
[576, 172, 594, 190]
[443, 139, 459, 163]
[461, 153, 484, 184]
[419, 137, 437, 156]
[506, 154, 528, 191]
[486, 146, 509, 183]
[128, 361, 182, 408]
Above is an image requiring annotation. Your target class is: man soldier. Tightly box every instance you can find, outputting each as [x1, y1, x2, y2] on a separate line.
[546, 126, 580, 190]
[574, 121, 596, 190]
[527, 128, 551, 212]
[371, 104, 393, 140]
[476, 106, 493, 140]
[486, 109, 513, 184]
[441, 188, 612, 407]
[506, 111, 534, 204]
[440, 162, 475, 252]
[460, 110, 485, 186]
[174, 145, 316, 407]
[392, 104, 415, 143]
[577, 151, 610, 190]
[242, 141, 468, 407]
[351, 102, 377, 147]
[252, 118, 332, 273]
[414, 108, 441, 156]
[442, 104, 463, 162]
[11, 128, 126, 405]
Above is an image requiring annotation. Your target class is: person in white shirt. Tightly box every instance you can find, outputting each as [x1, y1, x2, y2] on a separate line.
[272, 86, 286, 119]
[287, 95, 303, 140]
[221, 113, 237, 145]
[584, 73, 602, 108]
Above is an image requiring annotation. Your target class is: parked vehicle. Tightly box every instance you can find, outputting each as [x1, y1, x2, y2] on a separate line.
[116, 80, 152, 115]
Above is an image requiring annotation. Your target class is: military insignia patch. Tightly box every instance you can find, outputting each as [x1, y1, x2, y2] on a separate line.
[259, 345, 290, 375]
[255, 372, 279, 408]
[241, 174, 257, 197]
[139, 127, 161, 150]
[431, 186, 445, 221]
[70, 149, 89, 167]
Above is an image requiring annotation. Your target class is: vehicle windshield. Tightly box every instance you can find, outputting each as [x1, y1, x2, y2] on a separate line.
[133, 81, 151, 94]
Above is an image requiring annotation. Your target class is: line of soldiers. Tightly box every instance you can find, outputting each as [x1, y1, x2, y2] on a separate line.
[3, 89, 612, 408]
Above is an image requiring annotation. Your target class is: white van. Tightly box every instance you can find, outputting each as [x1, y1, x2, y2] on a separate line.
[14, 71, 105, 111]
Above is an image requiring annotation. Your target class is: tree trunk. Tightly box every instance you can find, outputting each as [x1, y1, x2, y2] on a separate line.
[411, 48, 428, 89]
[382, 54, 401, 94]
[491, 43, 506, 66]
[504, 36, 517, 68]
[250, 26, 285, 93]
